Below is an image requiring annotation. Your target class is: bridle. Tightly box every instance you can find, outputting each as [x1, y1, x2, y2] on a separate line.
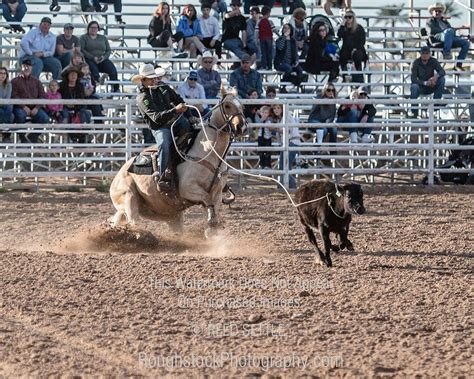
[206, 94, 247, 136]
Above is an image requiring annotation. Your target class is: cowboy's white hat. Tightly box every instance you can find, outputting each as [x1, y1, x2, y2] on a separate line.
[131, 63, 160, 85]
[197, 50, 218, 67]
[428, 2, 446, 13]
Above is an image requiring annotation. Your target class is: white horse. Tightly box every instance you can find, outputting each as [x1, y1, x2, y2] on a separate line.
[109, 88, 246, 237]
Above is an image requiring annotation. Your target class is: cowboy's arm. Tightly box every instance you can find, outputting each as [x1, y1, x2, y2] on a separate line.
[137, 92, 178, 129]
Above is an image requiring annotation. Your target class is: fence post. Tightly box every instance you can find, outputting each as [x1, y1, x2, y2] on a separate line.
[125, 100, 133, 162]
[282, 103, 289, 188]
[427, 102, 435, 185]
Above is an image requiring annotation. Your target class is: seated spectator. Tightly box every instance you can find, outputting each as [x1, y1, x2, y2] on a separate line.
[59, 67, 92, 142]
[201, 0, 227, 19]
[426, 3, 470, 70]
[410, 46, 446, 118]
[178, 70, 209, 117]
[148, 2, 185, 57]
[80, 21, 120, 92]
[307, 82, 337, 144]
[274, 23, 304, 89]
[337, 10, 367, 83]
[199, 3, 222, 58]
[2, 0, 26, 33]
[284, 0, 306, 15]
[255, 6, 276, 70]
[19, 17, 62, 80]
[55, 23, 81, 69]
[265, 86, 277, 99]
[284, 8, 308, 59]
[244, 88, 260, 136]
[11, 59, 49, 143]
[304, 22, 339, 81]
[229, 54, 263, 98]
[0, 67, 14, 142]
[323, 0, 351, 16]
[45, 79, 63, 123]
[62, 51, 85, 75]
[348, 87, 376, 143]
[91, 0, 125, 24]
[222, 0, 256, 62]
[337, 89, 371, 143]
[246, 7, 260, 63]
[197, 51, 221, 99]
[79, 62, 105, 123]
[176, 4, 206, 59]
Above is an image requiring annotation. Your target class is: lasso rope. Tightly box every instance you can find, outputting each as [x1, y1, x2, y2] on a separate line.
[172, 103, 341, 209]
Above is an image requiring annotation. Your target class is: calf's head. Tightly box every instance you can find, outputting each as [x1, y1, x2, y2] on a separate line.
[341, 183, 366, 215]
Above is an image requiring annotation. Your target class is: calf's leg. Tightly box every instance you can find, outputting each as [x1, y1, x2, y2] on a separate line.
[319, 224, 333, 267]
[339, 225, 354, 251]
[300, 220, 327, 266]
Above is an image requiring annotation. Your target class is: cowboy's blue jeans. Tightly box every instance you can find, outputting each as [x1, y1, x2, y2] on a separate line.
[435, 28, 470, 59]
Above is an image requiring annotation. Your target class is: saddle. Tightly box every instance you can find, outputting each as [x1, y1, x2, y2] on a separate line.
[128, 129, 199, 193]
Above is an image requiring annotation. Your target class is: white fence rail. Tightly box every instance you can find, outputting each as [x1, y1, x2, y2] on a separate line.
[0, 98, 473, 188]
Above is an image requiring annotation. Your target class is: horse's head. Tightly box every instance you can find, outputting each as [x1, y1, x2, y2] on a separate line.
[208, 87, 247, 137]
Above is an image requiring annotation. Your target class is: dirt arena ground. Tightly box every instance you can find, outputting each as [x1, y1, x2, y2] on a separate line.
[0, 184, 472, 378]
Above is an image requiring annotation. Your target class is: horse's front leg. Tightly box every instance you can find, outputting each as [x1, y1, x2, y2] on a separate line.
[205, 205, 219, 238]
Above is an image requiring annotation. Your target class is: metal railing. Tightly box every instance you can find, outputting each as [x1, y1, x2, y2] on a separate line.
[0, 97, 473, 188]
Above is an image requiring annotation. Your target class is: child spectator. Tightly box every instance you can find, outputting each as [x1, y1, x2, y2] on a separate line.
[244, 88, 260, 140]
[255, 105, 273, 169]
[265, 86, 277, 99]
[79, 62, 105, 123]
[45, 79, 63, 123]
[274, 23, 304, 90]
[255, 5, 276, 70]
[246, 6, 260, 63]
[284, 8, 308, 59]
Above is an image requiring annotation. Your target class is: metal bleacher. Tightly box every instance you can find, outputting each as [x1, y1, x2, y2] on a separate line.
[0, 1, 473, 188]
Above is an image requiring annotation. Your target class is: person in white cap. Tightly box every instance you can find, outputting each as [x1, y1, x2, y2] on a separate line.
[132, 64, 191, 192]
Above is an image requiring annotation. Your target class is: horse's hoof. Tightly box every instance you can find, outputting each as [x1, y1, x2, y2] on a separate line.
[331, 244, 340, 253]
[204, 227, 218, 239]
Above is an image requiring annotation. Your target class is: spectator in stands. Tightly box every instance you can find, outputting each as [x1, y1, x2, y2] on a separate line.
[275, 23, 305, 91]
[62, 51, 85, 75]
[55, 23, 81, 69]
[90, 0, 125, 24]
[304, 22, 339, 81]
[80, 21, 120, 93]
[229, 54, 263, 98]
[244, 88, 260, 135]
[11, 58, 49, 143]
[265, 86, 277, 99]
[133, 64, 192, 192]
[337, 10, 367, 83]
[178, 70, 209, 117]
[0, 67, 14, 143]
[45, 79, 63, 123]
[79, 62, 105, 123]
[255, 6, 276, 70]
[256, 105, 274, 169]
[307, 82, 337, 145]
[336, 89, 359, 143]
[19, 17, 62, 80]
[410, 46, 446, 118]
[285, 0, 306, 15]
[197, 51, 221, 99]
[147, 2, 185, 57]
[426, 3, 471, 71]
[222, 0, 256, 63]
[323, 0, 351, 16]
[284, 8, 308, 59]
[246, 7, 260, 63]
[59, 67, 92, 142]
[2, 0, 26, 33]
[176, 4, 206, 59]
[199, 2, 222, 58]
[348, 87, 376, 143]
[200, 0, 227, 20]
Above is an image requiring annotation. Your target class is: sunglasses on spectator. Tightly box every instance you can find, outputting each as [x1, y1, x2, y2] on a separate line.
[344, 15, 353, 19]
[326, 88, 336, 93]
[203, 60, 213, 64]
[434, 10, 443, 13]
[188, 78, 197, 81]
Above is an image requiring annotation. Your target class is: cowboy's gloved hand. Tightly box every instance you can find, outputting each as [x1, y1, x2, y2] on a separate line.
[175, 103, 188, 113]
